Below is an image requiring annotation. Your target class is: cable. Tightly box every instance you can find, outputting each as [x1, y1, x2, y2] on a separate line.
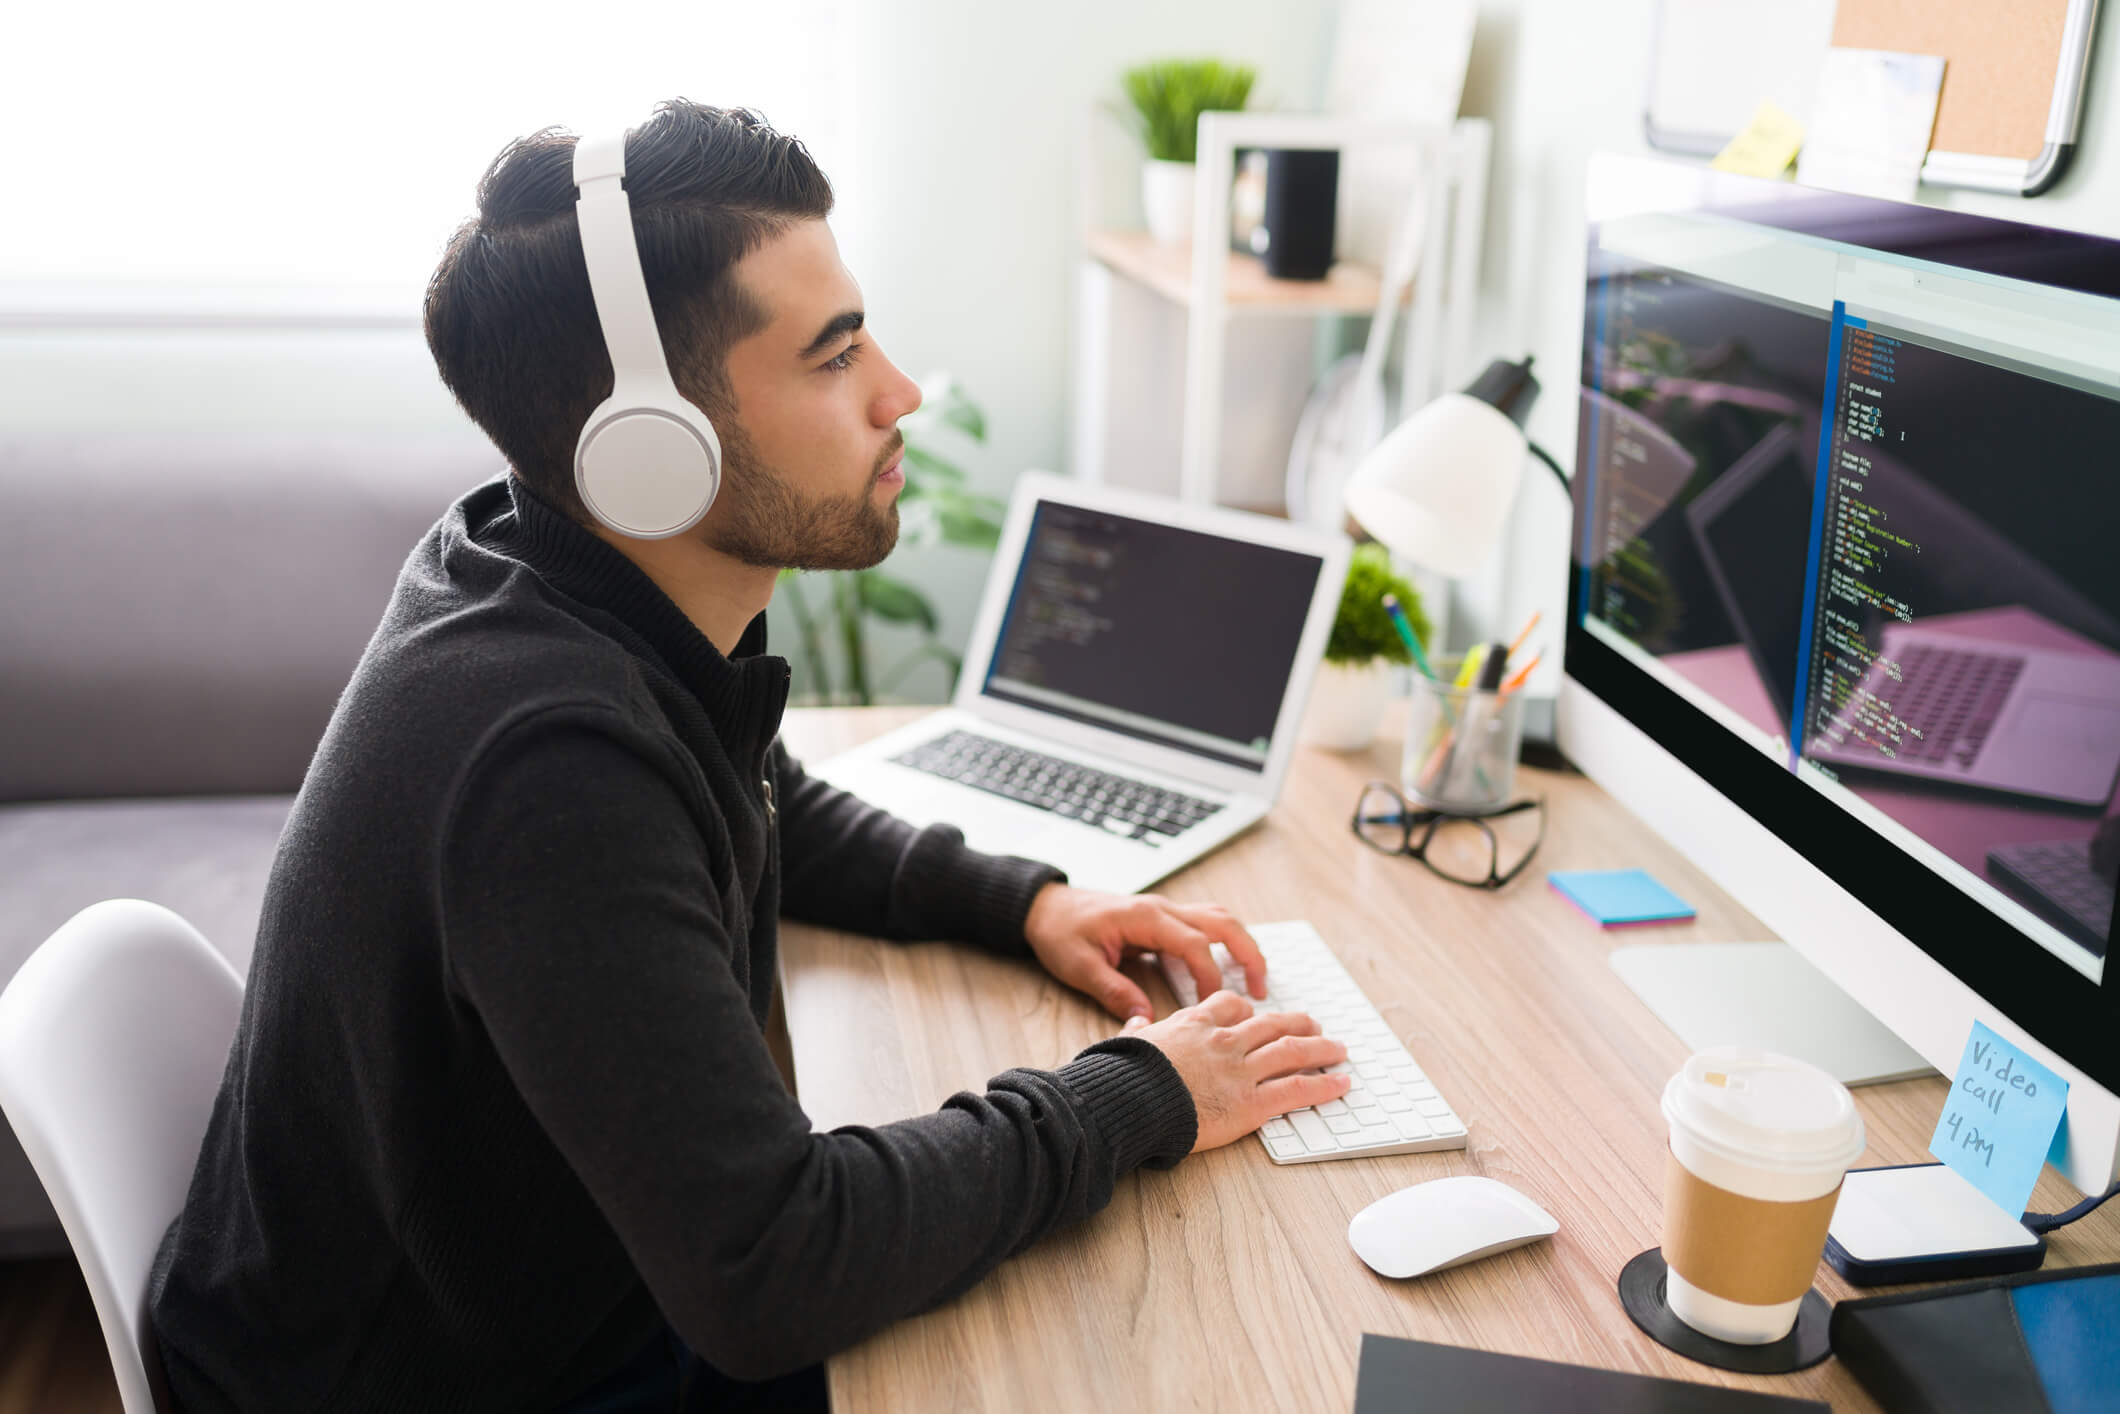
[2025, 1180, 2120, 1235]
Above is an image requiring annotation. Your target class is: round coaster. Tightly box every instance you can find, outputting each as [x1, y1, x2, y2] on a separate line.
[1618, 1248, 1832, 1374]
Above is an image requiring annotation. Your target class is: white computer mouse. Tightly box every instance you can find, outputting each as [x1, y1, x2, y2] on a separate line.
[1347, 1175, 1560, 1280]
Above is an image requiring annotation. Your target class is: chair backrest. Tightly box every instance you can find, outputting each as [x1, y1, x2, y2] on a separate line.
[0, 899, 243, 1414]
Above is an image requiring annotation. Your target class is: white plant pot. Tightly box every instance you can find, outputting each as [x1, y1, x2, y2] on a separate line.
[1141, 159, 1196, 246]
[1301, 659, 1393, 752]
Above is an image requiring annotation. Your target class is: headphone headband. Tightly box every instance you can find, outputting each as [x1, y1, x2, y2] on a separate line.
[572, 133, 678, 390]
[570, 124, 722, 540]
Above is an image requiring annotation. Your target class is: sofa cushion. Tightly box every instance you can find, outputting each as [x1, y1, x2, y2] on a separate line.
[0, 794, 290, 1253]
[0, 434, 501, 803]
[0, 794, 290, 977]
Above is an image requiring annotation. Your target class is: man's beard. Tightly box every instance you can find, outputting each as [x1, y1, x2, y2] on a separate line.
[702, 419, 900, 572]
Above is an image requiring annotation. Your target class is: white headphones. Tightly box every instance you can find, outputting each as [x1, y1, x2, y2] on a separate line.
[571, 128, 723, 539]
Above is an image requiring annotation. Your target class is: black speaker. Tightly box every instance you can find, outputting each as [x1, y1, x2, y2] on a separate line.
[1259, 148, 1339, 280]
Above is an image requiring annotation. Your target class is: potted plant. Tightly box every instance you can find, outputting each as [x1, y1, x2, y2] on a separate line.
[1113, 58, 1256, 245]
[777, 374, 1006, 705]
[1302, 542, 1433, 751]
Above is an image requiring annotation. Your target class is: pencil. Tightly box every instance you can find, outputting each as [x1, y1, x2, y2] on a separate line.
[1506, 611, 1542, 664]
[1499, 649, 1544, 696]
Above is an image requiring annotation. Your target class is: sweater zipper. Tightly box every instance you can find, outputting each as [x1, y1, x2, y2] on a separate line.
[761, 773, 778, 879]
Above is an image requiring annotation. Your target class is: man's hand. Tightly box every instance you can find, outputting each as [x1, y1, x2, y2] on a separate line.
[1120, 993, 1350, 1152]
[1022, 883, 1267, 1022]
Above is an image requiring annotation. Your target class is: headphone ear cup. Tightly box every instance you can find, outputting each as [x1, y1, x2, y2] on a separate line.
[575, 401, 721, 539]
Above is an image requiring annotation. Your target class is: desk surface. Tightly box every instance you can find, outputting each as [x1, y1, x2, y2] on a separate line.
[775, 706, 2120, 1413]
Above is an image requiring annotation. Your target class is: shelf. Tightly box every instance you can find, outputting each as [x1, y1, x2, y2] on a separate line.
[1083, 228, 1410, 316]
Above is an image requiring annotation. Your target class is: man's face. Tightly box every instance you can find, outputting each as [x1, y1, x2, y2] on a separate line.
[703, 219, 920, 572]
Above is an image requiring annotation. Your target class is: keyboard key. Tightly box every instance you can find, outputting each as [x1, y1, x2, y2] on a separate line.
[1267, 1135, 1306, 1160]
[1391, 1112, 1433, 1141]
[1317, 1100, 1350, 1117]
[1324, 1112, 1362, 1135]
[1289, 1111, 1338, 1153]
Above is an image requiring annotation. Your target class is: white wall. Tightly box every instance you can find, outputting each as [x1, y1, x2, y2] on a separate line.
[1454, 0, 2120, 683]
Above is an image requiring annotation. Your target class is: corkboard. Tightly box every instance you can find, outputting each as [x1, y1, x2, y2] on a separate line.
[1833, 0, 2071, 161]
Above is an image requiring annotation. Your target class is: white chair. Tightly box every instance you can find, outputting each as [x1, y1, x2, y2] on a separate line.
[0, 899, 243, 1414]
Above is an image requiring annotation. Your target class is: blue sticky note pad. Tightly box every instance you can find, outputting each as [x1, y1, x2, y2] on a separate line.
[1929, 1021, 2069, 1219]
[1546, 869, 1696, 927]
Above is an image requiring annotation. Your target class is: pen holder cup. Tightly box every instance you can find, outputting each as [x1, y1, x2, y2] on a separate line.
[1401, 677, 1524, 815]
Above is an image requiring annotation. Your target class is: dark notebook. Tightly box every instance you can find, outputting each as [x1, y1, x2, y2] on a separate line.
[1353, 1335, 1829, 1413]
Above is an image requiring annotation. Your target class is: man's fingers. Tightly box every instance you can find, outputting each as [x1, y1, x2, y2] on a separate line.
[1140, 904, 1225, 1003]
[1254, 1070, 1352, 1116]
[1196, 989, 1254, 1026]
[1225, 1010, 1320, 1053]
[1122, 1013, 1151, 1034]
[1094, 969, 1153, 1023]
[1246, 1032, 1346, 1080]
[1178, 904, 1269, 1000]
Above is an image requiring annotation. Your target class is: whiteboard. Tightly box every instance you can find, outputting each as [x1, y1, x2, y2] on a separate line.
[1645, 0, 2104, 194]
[1645, 0, 1841, 156]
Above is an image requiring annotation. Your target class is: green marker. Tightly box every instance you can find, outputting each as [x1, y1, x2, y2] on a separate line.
[1381, 594, 1437, 680]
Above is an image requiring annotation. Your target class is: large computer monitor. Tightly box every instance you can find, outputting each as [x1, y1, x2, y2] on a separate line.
[1561, 153, 2120, 1196]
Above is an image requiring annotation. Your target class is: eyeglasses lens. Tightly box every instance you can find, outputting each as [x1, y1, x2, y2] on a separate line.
[1355, 784, 1410, 854]
[1422, 817, 1500, 886]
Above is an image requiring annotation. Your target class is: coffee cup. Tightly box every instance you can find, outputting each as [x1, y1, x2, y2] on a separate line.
[1660, 1048, 1866, 1345]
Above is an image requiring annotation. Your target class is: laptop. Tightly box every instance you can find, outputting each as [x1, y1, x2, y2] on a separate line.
[809, 472, 1351, 894]
[1684, 424, 2120, 807]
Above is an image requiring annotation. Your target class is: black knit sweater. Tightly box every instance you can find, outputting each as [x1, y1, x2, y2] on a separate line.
[146, 473, 1198, 1412]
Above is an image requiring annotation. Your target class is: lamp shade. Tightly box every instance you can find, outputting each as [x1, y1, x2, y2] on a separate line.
[1343, 391, 1528, 578]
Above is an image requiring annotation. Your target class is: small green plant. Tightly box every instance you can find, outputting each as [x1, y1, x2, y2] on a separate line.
[1113, 58, 1257, 164]
[776, 376, 1006, 705]
[1326, 541, 1432, 666]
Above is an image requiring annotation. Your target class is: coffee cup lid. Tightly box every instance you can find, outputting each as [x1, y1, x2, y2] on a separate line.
[1661, 1048, 1865, 1173]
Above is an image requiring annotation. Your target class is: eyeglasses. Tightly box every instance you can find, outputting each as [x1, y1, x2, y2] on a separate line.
[1351, 782, 1546, 891]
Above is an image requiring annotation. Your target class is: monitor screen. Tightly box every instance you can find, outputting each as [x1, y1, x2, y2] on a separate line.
[981, 500, 1324, 770]
[1569, 161, 2120, 1092]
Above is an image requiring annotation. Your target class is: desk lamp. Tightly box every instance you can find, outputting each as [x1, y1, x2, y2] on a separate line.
[1341, 354, 1569, 579]
[1342, 354, 1571, 764]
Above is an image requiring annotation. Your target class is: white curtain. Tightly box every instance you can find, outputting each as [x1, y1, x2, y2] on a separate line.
[3, 1, 856, 310]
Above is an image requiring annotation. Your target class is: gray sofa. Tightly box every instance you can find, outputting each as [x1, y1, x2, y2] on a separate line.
[0, 434, 502, 1256]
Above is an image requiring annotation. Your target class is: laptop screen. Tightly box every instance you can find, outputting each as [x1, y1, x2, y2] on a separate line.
[980, 499, 1324, 771]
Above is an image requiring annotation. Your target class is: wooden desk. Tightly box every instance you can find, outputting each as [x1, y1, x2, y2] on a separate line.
[775, 707, 2120, 1413]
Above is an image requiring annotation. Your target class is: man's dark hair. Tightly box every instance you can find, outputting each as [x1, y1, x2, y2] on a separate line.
[424, 99, 833, 522]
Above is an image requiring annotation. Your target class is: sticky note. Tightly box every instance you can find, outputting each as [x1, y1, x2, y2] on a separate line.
[1929, 1021, 2069, 1219]
[1796, 48, 1945, 202]
[1547, 869, 1696, 928]
[1712, 100, 1806, 178]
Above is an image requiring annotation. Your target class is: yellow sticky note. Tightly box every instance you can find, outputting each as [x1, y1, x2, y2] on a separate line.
[1712, 100, 1805, 178]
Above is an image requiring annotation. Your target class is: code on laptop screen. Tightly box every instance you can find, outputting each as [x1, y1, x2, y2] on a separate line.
[981, 501, 1322, 770]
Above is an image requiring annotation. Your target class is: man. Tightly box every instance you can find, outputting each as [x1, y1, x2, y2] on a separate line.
[147, 100, 1350, 1412]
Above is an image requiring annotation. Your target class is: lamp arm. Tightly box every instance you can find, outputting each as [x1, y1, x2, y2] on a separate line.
[1526, 439, 1571, 490]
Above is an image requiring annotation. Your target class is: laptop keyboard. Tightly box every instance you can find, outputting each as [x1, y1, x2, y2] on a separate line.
[1987, 839, 2114, 955]
[1890, 645, 2025, 768]
[890, 730, 1222, 845]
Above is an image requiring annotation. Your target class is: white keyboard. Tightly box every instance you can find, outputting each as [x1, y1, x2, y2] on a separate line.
[1155, 921, 1469, 1164]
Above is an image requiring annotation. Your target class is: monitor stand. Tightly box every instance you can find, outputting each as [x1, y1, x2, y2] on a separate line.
[1610, 942, 1933, 1086]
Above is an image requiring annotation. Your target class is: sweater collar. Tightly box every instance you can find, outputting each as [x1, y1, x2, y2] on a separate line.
[483, 474, 783, 721]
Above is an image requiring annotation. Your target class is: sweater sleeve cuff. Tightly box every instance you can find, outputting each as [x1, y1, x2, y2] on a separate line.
[887, 824, 1067, 959]
[1054, 1035, 1197, 1174]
